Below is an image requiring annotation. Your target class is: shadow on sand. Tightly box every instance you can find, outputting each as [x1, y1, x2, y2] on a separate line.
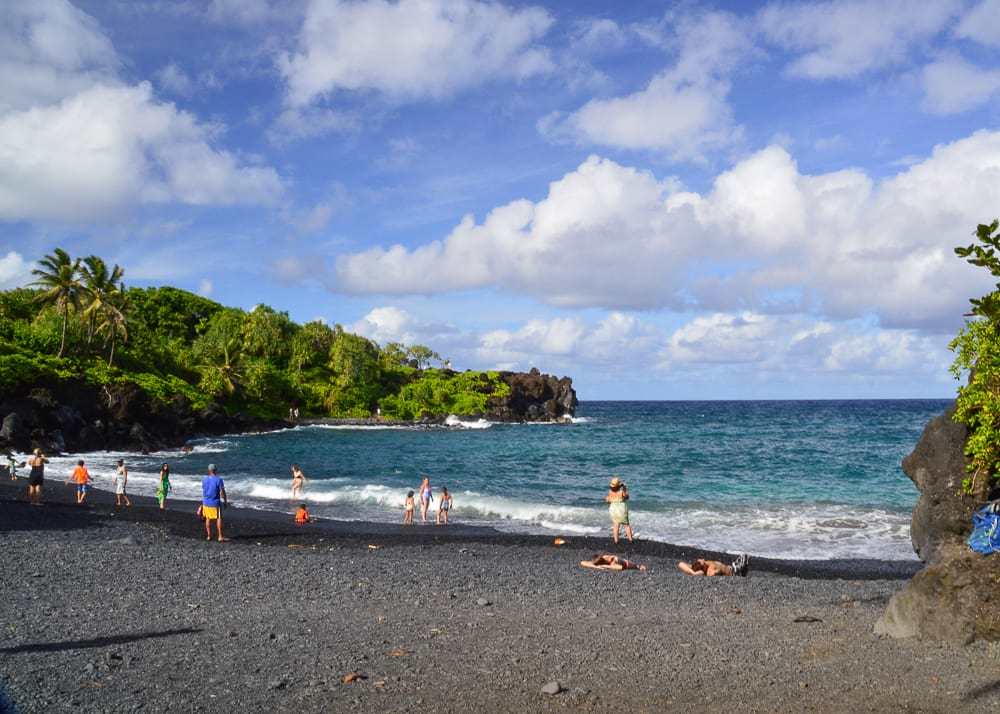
[0, 628, 202, 655]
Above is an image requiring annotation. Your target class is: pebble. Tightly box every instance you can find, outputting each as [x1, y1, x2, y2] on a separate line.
[540, 681, 563, 696]
[476, 598, 491, 607]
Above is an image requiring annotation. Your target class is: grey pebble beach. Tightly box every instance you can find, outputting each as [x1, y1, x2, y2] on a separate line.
[1, 479, 998, 713]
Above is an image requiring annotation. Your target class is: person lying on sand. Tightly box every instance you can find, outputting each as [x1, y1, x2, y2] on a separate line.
[580, 554, 647, 572]
[677, 554, 750, 577]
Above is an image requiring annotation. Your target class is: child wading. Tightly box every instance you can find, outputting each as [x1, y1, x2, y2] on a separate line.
[113, 459, 132, 508]
[68, 460, 92, 505]
[436, 487, 453, 525]
[403, 491, 415, 526]
[157, 463, 171, 510]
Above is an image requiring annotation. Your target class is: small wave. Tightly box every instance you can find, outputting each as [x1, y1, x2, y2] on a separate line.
[444, 415, 493, 430]
[570, 416, 593, 424]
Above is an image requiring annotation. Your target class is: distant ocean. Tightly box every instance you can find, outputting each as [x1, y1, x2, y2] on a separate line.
[40, 400, 951, 561]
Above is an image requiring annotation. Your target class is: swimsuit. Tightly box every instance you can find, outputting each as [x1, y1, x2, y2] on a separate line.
[440, 499, 450, 511]
[420, 488, 431, 503]
[28, 463, 43, 487]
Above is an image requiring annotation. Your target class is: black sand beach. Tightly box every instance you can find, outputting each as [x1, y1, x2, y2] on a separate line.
[1, 477, 998, 713]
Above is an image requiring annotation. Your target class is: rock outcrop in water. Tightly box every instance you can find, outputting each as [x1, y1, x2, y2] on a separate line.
[488, 369, 578, 422]
[875, 405, 1000, 643]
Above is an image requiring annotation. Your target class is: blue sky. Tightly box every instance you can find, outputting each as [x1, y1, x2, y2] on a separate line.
[2, 0, 999, 399]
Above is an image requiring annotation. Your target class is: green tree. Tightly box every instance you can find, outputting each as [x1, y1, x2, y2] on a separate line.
[327, 330, 382, 414]
[80, 255, 124, 347]
[193, 309, 246, 397]
[407, 344, 440, 369]
[96, 290, 129, 367]
[290, 320, 335, 372]
[951, 219, 1000, 496]
[30, 248, 82, 358]
[242, 305, 294, 363]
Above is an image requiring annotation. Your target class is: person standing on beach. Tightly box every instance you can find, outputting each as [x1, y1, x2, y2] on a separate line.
[68, 459, 92, 505]
[112, 459, 132, 509]
[157, 463, 171, 510]
[290, 464, 306, 500]
[26, 448, 47, 505]
[403, 491, 415, 525]
[605, 476, 634, 545]
[201, 464, 229, 542]
[436, 487, 453, 525]
[418, 476, 433, 523]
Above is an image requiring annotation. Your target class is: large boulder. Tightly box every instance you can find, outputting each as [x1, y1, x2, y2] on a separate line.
[902, 406, 973, 562]
[876, 543, 1000, 643]
[877, 404, 1000, 642]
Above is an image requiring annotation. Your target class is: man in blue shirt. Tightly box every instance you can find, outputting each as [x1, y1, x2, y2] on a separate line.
[201, 464, 229, 542]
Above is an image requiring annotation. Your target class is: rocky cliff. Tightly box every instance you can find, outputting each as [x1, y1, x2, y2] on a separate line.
[875, 405, 1000, 643]
[0, 381, 280, 455]
[0, 368, 578, 454]
[489, 368, 578, 422]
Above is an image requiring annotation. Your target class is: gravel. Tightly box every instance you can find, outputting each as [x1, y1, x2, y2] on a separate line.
[1, 478, 999, 713]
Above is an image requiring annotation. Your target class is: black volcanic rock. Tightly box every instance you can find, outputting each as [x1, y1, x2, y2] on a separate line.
[876, 404, 1000, 642]
[488, 369, 578, 422]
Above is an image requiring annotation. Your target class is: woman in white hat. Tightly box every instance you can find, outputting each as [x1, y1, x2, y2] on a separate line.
[605, 476, 634, 544]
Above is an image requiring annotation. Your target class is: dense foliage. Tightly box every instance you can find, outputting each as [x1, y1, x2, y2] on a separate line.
[951, 220, 1000, 496]
[1, 250, 509, 420]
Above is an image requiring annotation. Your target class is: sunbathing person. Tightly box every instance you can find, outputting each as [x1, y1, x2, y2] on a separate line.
[677, 553, 750, 577]
[580, 553, 647, 572]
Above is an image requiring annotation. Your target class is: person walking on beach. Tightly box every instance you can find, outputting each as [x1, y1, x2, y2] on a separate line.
[26, 448, 47, 505]
[201, 464, 229, 542]
[605, 476, 634, 545]
[436, 486, 453, 525]
[290, 464, 306, 500]
[112, 459, 132, 509]
[403, 491, 415, 525]
[68, 459, 92, 505]
[7, 452, 25, 480]
[418, 475, 433, 523]
[157, 463, 171, 510]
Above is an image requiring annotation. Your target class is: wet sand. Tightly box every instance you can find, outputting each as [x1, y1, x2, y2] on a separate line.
[1, 478, 997, 713]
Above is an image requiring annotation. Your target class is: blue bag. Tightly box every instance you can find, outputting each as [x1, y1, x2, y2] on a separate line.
[968, 504, 1000, 555]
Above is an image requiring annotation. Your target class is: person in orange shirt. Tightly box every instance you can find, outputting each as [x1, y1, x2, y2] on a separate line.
[294, 504, 313, 525]
[67, 460, 92, 505]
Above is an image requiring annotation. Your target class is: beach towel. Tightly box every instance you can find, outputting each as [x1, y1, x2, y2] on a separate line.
[968, 504, 1000, 555]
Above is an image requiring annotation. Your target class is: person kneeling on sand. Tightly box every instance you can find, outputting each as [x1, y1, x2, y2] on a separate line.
[580, 553, 647, 572]
[677, 554, 750, 577]
[201, 464, 229, 542]
[294, 503, 314, 524]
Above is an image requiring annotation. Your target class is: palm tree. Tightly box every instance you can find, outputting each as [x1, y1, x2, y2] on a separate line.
[96, 287, 129, 367]
[80, 256, 124, 347]
[31, 248, 82, 358]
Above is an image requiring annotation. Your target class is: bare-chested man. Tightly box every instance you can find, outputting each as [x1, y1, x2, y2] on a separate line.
[677, 553, 750, 577]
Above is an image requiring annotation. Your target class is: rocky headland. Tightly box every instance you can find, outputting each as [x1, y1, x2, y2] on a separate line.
[876, 404, 1000, 642]
[0, 369, 577, 455]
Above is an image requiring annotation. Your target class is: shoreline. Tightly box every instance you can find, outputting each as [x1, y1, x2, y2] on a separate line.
[0, 478, 921, 581]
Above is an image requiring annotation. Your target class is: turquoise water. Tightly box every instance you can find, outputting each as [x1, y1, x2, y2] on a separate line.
[44, 400, 950, 560]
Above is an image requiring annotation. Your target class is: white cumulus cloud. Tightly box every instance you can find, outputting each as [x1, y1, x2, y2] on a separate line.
[542, 10, 749, 157]
[0, 1, 283, 223]
[0, 251, 32, 289]
[922, 55, 1000, 114]
[758, 0, 961, 79]
[955, 0, 1000, 47]
[333, 130, 1000, 333]
[280, 0, 553, 107]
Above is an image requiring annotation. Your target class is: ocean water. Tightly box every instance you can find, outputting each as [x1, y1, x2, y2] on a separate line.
[35, 400, 950, 561]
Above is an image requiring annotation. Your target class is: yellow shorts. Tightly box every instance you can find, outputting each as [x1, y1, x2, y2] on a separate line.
[202, 506, 219, 520]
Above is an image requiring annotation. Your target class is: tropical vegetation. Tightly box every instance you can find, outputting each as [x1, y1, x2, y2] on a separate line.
[1, 249, 510, 420]
[950, 219, 1000, 496]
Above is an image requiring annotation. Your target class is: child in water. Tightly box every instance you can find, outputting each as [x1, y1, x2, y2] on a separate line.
[436, 487, 453, 525]
[403, 491, 415, 525]
[294, 503, 313, 524]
